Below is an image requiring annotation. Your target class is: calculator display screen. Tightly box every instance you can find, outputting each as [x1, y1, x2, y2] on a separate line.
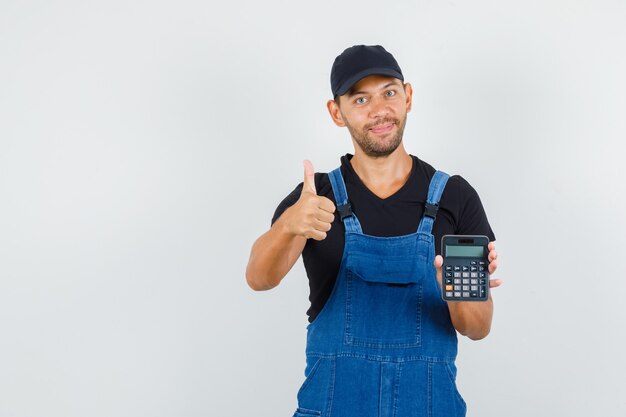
[446, 245, 484, 257]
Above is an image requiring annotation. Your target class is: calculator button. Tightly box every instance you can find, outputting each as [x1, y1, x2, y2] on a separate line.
[454, 285, 462, 291]
[463, 292, 470, 298]
[454, 279, 461, 284]
[445, 266, 452, 271]
[454, 266, 460, 272]
[445, 272, 453, 278]
[462, 285, 469, 291]
[479, 261, 486, 266]
[479, 273, 486, 278]
[479, 266, 485, 271]
[470, 272, 478, 278]
[470, 261, 477, 265]
[446, 292, 453, 298]
[462, 266, 469, 272]
[446, 285, 454, 291]
[470, 285, 478, 291]
[471, 266, 477, 272]
[454, 292, 461, 298]
[454, 272, 461, 278]
[462, 272, 469, 278]
[470, 291, 478, 297]
[445, 279, 453, 285]
[480, 278, 486, 285]
[470, 279, 478, 284]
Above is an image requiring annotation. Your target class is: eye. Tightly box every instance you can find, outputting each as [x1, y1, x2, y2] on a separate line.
[385, 90, 396, 97]
[355, 97, 368, 104]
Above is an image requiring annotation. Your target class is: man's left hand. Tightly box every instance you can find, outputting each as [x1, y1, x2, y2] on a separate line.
[434, 241, 503, 291]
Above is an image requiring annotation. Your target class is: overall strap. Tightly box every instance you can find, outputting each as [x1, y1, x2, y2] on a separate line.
[417, 170, 450, 234]
[328, 167, 363, 234]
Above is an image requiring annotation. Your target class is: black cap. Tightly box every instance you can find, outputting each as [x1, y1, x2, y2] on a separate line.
[330, 45, 404, 98]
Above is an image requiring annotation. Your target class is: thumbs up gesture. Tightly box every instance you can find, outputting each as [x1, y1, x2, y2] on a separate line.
[283, 160, 336, 241]
[302, 160, 318, 194]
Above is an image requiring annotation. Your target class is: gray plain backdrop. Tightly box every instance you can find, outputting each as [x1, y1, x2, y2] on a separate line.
[1, 0, 625, 416]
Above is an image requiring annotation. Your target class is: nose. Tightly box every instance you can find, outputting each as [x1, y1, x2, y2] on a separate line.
[368, 95, 390, 119]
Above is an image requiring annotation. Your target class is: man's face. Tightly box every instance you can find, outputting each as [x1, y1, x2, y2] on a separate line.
[327, 75, 413, 158]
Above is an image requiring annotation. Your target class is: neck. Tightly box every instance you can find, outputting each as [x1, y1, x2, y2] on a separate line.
[349, 145, 413, 194]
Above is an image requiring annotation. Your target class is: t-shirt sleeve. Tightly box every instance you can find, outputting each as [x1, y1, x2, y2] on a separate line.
[271, 182, 304, 226]
[454, 175, 496, 241]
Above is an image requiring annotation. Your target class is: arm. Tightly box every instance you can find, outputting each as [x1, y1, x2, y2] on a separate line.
[434, 241, 503, 340]
[246, 161, 336, 291]
[245, 214, 307, 291]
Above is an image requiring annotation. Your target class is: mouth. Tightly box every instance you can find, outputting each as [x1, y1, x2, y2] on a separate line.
[368, 123, 395, 134]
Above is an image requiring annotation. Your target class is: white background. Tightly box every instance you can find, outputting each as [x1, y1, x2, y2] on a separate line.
[1, 1, 625, 416]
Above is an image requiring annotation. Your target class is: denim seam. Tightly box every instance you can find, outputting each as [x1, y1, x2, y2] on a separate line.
[427, 362, 433, 417]
[306, 352, 457, 363]
[345, 230, 433, 242]
[378, 362, 383, 417]
[344, 270, 353, 345]
[325, 357, 336, 417]
[392, 362, 402, 417]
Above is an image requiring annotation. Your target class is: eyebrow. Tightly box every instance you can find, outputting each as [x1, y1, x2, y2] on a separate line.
[347, 81, 400, 98]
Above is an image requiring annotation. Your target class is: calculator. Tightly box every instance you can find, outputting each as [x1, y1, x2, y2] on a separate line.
[441, 235, 489, 302]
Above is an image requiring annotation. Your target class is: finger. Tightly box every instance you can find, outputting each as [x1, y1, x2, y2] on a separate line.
[488, 249, 498, 262]
[319, 196, 337, 213]
[488, 259, 498, 275]
[303, 160, 316, 194]
[316, 210, 336, 224]
[433, 255, 443, 288]
[434, 255, 443, 269]
[489, 278, 503, 288]
[313, 218, 332, 233]
[306, 229, 327, 241]
[488, 241, 496, 252]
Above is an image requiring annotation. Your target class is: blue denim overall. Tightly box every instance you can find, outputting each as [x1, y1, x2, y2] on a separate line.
[293, 167, 465, 417]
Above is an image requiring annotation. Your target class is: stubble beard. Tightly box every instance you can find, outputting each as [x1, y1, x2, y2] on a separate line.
[344, 114, 408, 158]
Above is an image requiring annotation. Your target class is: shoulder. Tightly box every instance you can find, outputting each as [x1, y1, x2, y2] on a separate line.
[445, 174, 480, 199]
[438, 172, 484, 220]
[438, 172, 495, 241]
[410, 155, 479, 200]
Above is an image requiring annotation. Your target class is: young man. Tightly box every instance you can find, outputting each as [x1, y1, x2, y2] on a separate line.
[246, 45, 502, 417]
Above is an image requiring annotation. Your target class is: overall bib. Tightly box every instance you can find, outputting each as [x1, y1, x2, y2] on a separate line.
[293, 167, 465, 417]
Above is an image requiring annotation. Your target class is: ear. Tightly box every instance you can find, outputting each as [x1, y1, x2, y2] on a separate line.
[404, 82, 413, 113]
[327, 99, 346, 127]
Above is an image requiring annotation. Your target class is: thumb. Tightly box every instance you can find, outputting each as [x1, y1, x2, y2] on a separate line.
[302, 160, 317, 194]
[433, 255, 443, 289]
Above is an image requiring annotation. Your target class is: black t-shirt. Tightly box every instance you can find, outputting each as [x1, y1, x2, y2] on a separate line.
[272, 154, 496, 323]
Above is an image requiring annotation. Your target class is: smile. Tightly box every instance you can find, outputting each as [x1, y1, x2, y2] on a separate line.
[369, 123, 395, 134]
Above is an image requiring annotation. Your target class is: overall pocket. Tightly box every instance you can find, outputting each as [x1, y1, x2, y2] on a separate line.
[345, 249, 427, 348]
[295, 357, 334, 416]
[430, 362, 467, 416]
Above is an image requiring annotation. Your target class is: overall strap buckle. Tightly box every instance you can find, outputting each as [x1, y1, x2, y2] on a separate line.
[424, 202, 439, 219]
[337, 203, 353, 220]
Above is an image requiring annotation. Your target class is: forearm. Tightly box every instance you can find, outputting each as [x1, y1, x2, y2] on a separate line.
[246, 215, 306, 291]
[447, 295, 494, 340]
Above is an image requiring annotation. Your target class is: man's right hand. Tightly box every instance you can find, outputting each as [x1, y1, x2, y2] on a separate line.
[246, 160, 335, 290]
[282, 160, 336, 241]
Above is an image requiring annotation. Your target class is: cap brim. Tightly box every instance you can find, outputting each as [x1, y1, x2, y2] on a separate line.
[335, 67, 404, 97]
